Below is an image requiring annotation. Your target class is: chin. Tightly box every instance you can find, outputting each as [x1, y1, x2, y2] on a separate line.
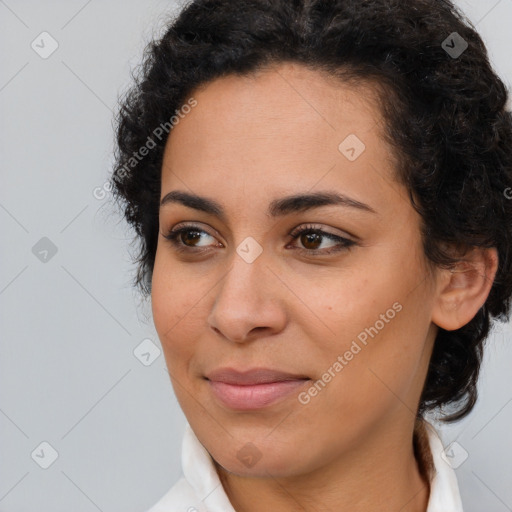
[209, 438, 312, 479]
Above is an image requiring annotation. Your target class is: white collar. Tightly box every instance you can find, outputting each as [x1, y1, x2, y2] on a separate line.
[147, 420, 464, 511]
[423, 421, 464, 511]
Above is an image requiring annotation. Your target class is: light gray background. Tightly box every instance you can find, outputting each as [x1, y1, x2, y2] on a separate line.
[1, 1, 511, 511]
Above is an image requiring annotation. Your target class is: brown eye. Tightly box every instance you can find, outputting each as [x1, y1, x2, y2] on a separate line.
[178, 229, 203, 247]
[163, 225, 219, 250]
[300, 231, 323, 250]
[288, 224, 356, 255]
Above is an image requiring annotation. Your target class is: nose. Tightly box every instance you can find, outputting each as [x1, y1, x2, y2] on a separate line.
[207, 250, 287, 343]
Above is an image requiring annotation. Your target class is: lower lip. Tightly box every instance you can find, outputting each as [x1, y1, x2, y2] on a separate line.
[207, 379, 310, 410]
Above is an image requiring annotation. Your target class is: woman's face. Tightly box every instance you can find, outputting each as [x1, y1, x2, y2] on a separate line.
[152, 62, 441, 478]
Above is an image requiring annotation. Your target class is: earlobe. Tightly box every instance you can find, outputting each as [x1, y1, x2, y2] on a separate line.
[431, 247, 498, 331]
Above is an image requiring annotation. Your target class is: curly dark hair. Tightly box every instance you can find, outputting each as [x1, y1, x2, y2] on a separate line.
[110, 0, 512, 422]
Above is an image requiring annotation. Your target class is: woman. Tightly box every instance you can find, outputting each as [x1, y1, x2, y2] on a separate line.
[110, 0, 512, 510]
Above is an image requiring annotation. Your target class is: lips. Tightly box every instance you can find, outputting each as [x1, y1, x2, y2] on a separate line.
[205, 367, 310, 410]
[205, 367, 310, 385]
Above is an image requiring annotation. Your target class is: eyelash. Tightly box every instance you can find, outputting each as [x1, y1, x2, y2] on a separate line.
[162, 223, 356, 256]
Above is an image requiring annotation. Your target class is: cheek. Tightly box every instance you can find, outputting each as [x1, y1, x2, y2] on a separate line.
[151, 255, 200, 364]
[321, 298, 432, 423]
[295, 255, 431, 393]
[290, 268, 389, 349]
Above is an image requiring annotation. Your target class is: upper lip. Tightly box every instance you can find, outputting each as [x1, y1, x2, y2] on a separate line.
[205, 367, 310, 385]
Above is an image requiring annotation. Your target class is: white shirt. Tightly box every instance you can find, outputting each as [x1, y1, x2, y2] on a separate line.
[146, 421, 463, 512]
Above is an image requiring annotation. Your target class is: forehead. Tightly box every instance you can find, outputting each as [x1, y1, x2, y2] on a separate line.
[160, 62, 399, 216]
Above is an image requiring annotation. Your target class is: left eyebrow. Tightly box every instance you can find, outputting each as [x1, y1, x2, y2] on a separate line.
[267, 190, 377, 216]
[159, 190, 378, 220]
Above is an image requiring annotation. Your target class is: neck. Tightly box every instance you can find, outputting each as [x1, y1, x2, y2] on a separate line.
[215, 417, 431, 512]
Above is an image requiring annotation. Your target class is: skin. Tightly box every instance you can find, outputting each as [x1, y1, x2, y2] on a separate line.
[151, 62, 498, 512]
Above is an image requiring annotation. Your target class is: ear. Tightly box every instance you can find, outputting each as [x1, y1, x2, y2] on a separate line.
[431, 247, 498, 331]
